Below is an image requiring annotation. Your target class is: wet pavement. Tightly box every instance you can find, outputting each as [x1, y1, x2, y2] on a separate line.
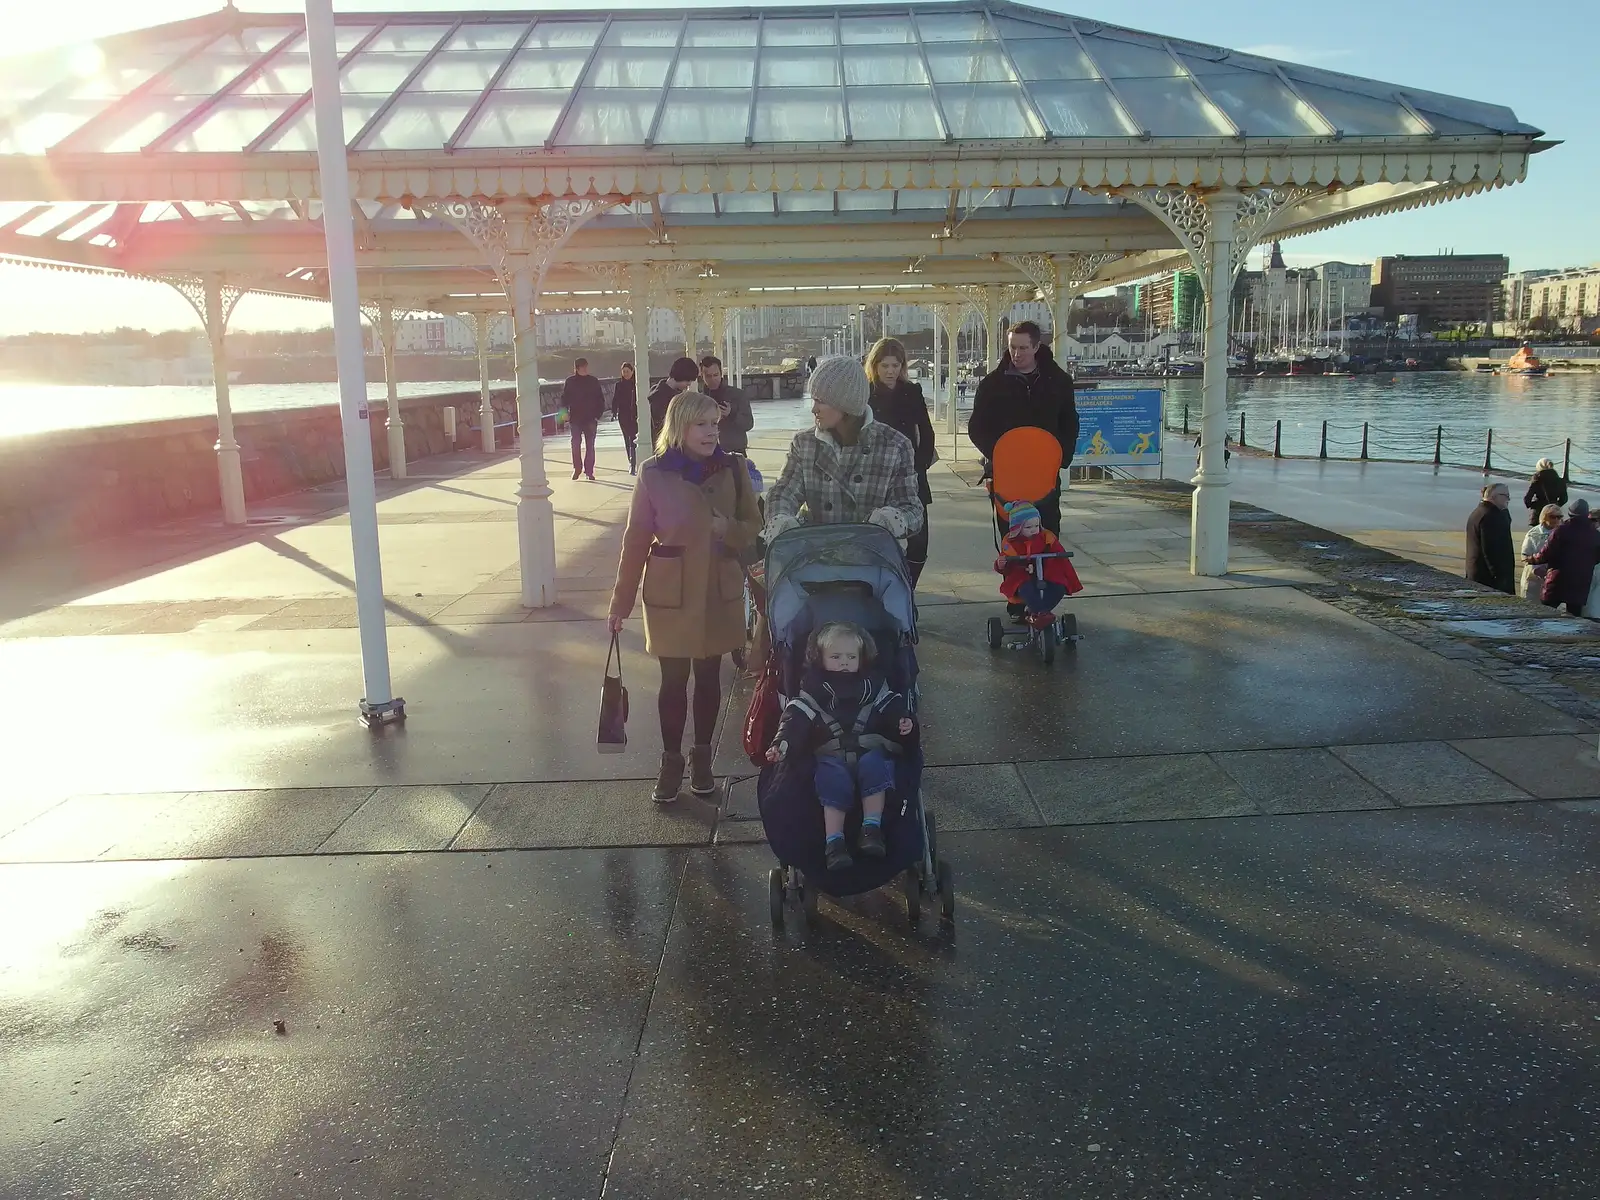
[4, 803, 1596, 1200]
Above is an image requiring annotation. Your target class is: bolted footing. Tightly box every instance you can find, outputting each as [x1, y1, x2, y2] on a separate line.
[360, 696, 407, 729]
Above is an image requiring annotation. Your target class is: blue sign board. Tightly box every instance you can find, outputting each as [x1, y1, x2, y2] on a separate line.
[1074, 388, 1163, 467]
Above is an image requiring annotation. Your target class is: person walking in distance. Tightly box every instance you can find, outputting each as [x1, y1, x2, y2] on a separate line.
[1523, 457, 1567, 527]
[700, 355, 753, 455]
[561, 357, 605, 481]
[866, 337, 938, 586]
[649, 357, 700, 449]
[1464, 482, 1516, 595]
[613, 362, 639, 475]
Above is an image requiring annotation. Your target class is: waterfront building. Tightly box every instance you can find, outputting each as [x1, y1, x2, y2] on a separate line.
[1510, 265, 1600, 334]
[1370, 254, 1509, 328]
[1132, 270, 1203, 333]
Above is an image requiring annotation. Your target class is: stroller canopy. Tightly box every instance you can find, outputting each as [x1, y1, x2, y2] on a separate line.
[764, 524, 916, 645]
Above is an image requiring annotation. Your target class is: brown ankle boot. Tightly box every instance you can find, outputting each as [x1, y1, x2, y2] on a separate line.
[653, 752, 685, 803]
[689, 745, 716, 799]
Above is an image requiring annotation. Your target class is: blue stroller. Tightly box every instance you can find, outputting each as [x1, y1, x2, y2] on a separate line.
[756, 524, 954, 928]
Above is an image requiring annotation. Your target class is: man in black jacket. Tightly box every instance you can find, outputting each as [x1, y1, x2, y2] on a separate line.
[1465, 481, 1516, 594]
[648, 357, 700, 449]
[700, 355, 754, 454]
[561, 358, 605, 480]
[968, 320, 1079, 537]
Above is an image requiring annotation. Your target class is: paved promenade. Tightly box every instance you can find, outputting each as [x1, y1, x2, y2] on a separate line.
[2, 417, 1597, 1198]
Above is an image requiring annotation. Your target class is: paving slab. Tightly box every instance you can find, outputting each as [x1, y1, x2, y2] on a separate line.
[1331, 741, 1533, 807]
[1449, 734, 1600, 800]
[0, 850, 685, 1200]
[451, 779, 714, 849]
[0, 793, 193, 862]
[99, 787, 374, 861]
[1020, 753, 1255, 823]
[318, 783, 491, 853]
[1212, 747, 1396, 814]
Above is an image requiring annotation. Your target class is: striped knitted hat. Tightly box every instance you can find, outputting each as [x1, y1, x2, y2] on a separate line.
[1006, 501, 1041, 535]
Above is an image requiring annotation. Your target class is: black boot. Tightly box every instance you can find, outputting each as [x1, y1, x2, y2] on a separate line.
[689, 745, 716, 799]
[653, 752, 685, 803]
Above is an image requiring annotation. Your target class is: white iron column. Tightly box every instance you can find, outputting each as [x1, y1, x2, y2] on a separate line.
[306, 0, 398, 722]
[630, 281, 653, 466]
[202, 275, 247, 525]
[475, 312, 494, 452]
[510, 256, 557, 608]
[1193, 195, 1239, 576]
[710, 307, 725, 371]
[931, 305, 943, 419]
[378, 299, 406, 480]
[988, 289, 1009, 368]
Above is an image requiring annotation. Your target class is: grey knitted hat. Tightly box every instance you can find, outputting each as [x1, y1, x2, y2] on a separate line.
[807, 355, 869, 417]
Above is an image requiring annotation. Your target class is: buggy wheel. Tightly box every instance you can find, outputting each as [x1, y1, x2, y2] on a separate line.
[1038, 622, 1056, 665]
[799, 872, 819, 924]
[768, 868, 785, 927]
[937, 860, 955, 923]
[903, 868, 922, 924]
[731, 647, 746, 670]
[986, 617, 1004, 650]
[1058, 613, 1078, 642]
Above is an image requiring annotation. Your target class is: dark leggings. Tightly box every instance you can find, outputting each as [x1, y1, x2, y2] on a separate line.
[659, 656, 722, 753]
[905, 521, 929, 588]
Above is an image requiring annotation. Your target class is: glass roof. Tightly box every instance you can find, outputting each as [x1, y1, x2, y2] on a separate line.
[0, 3, 1538, 156]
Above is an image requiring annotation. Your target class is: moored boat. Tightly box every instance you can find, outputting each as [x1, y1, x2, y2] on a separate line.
[1498, 344, 1549, 376]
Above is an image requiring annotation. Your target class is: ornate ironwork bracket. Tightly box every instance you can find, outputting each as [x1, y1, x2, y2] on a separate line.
[1124, 187, 1319, 281]
[1000, 253, 1059, 308]
[422, 195, 619, 294]
[154, 272, 252, 336]
[1057, 252, 1125, 298]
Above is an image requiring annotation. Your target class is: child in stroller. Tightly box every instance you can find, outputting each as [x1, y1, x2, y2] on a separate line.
[765, 621, 918, 872]
[995, 500, 1081, 629]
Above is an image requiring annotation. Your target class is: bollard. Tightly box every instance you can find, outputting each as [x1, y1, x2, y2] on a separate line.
[1183, 404, 1189, 436]
[442, 404, 457, 444]
[1319, 420, 1328, 460]
[1239, 411, 1246, 448]
[1484, 428, 1493, 472]
[1273, 419, 1282, 459]
[1360, 422, 1369, 460]
[1564, 438, 1572, 483]
[1434, 425, 1442, 466]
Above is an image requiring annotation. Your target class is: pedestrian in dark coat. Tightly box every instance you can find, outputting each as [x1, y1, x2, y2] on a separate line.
[867, 337, 938, 586]
[561, 358, 605, 480]
[1523, 458, 1567, 526]
[1465, 482, 1516, 594]
[1530, 497, 1600, 615]
[648, 357, 700, 448]
[613, 362, 639, 474]
[967, 320, 1078, 539]
[699, 355, 754, 454]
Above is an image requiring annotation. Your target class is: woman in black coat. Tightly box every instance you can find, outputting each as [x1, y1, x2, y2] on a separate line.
[613, 362, 638, 475]
[1523, 458, 1567, 526]
[866, 337, 938, 586]
[1530, 497, 1599, 615]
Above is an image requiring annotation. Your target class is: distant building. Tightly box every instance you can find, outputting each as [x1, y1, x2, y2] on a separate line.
[1370, 253, 1508, 328]
[1509, 266, 1600, 333]
[1312, 262, 1373, 319]
[1132, 270, 1202, 332]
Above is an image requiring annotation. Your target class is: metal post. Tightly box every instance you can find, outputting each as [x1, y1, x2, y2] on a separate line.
[1360, 422, 1369, 460]
[1273, 419, 1281, 459]
[306, 0, 399, 724]
[442, 403, 456, 444]
[1484, 428, 1493, 472]
[203, 274, 247, 525]
[1239, 411, 1246, 449]
[477, 313, 494, 452]
[380, 299, 406, 480]
[1182, 404, 1189, 436]
[711, 307, 726, 374]
[1320, 420, 1328, 459]
[1192, 194, 1239, 576]
[511, 257, 558, 608]
[932, 310, 943, 420]
[630, 281, 653, 467]
[1564, 438, 1572, 483]
[1434, 425, 1443, 466]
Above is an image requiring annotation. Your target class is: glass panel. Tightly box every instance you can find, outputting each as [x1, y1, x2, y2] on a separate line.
[937, 83, 1034, 137]
[847, 86, 941, 139]
[155, 55, 267, 95]
[840, 18, 912, 44]
[958, 188, 1005, 210]
[14, 202, 95, 236]
[240, 55, 314, 95]
[719, 193, 774, 213]
[1415, 108, 1496, 135]
[1293, 82, 1426, 135]
[76, 95, 210, 152]
[500, 49, 590, 89]
[915, 14, 991, 42]
[236, 28, 299, 54]
[603, 22, 681, 47]
[170, 95, 296, 151]
[924, 44, 1014, 84]
[684, 20, 757, 47]
[334, 26, 378, 53]
[65, 64, 173, 100]
[1010, 187, 1069, 206]
[362, 93, 475, 149]
[836, 190, 895, 210]
[589, 49, 674, 88]
[895, 189, 951, 209]
[655, 91, 749, 143]
[263, 96, 383, 150]
[672, 50, 755, 89]
[759, 48, 839, 88]
[342, 53, 427, 93]
[556, 89, 658, 145]
[1006, 38, 1098, 81]
[762, 20, 836, 47]
[527, 23, 604, 48]
[1114, 77, 1233, 135]
[446, 24, 530, 51]
[1029, 80, 1137, 136]
[752, 91, 843, 140]
[363, 26, 453, 53]
[1081, 35, 1183, 79]
[660, 193, 717, 213]
[777, 192, 833, 212]
[0, 104, 100, 154]
[413, 51, 505, 92]
[994, 15, 1071, 40]
[1191, 69, 1324, 136]
[843, 48, 926, 86]
[459, 88, 566, 146]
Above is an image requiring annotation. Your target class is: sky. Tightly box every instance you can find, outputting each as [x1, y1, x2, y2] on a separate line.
[0, 0, 1594, 335]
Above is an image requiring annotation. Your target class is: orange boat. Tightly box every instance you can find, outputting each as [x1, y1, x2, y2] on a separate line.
[1501, 345, 1549, 376]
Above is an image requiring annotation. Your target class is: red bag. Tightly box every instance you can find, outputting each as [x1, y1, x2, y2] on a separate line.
[742, 655, 782, 768]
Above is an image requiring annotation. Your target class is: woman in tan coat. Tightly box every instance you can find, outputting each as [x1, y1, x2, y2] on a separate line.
[609, 390, 763, 803]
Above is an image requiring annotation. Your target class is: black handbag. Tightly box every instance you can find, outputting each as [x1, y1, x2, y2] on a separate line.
[597, 633, 629, 754]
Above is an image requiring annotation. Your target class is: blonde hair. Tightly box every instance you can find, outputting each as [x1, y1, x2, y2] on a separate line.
[867, 337, 909, 385]
[808, 621, 876, 668]
[655, 387, 717, 457]
[1541, 503, 1564, 524]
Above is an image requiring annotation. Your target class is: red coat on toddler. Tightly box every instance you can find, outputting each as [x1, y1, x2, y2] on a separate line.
[994, 500, 1082, 602]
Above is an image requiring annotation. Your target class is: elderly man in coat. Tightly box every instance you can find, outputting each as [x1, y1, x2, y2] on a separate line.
[1464, 482, 1516, 595]
[1530, 497, 1600, 616]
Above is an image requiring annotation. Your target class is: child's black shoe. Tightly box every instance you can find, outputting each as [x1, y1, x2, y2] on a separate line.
[858, 823, 886, 858]
[825, 839, 854, 872]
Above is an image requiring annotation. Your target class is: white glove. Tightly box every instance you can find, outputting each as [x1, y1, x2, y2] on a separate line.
[867, 506, 909, 539]
[764, 513, 802, 541]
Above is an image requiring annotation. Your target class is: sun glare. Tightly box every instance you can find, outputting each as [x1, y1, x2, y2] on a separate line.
[67, 43, 106, 78]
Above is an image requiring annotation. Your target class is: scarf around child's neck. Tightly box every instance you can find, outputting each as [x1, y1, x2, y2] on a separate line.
[659, 445, 729, 484]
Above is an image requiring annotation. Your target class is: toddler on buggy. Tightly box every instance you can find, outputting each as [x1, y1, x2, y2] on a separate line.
[752, 523, 953, 928]
[984, 426, 1082, 663]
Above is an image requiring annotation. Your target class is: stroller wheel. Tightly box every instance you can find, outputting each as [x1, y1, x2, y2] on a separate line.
[799, 871, 819, 924]
[937, 860, 956, 923]
[768, 867, 785, 928]
[1058, 613, 1078, 642]
[1038, 621, 1056, 665]
[903, 867, 922, 924]
[985, 616, 1004, 650]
